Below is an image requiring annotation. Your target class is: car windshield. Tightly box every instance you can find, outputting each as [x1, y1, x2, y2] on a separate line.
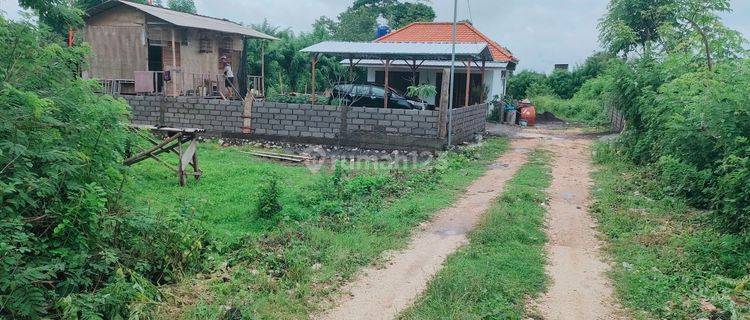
[370, 86, 385, 97]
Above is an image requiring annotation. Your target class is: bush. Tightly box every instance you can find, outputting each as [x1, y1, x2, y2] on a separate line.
[531, 94, 609, 125]
[257, 176, 283, 219]
[0, 17, 211, 318]
[611, 57, 750, 234]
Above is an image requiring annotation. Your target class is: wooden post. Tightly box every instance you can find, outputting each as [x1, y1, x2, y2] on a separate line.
[171, 28, 177, 97]
[261, 41, 266, 96]
[311, 53, 318, 104]
[411, 59, 417, 86]
[349, 58, 354, 83]
[481, 60, 486, 89]
[437, 68, 451, 138]
[384, 59, 390, 109]
[465, 58, 472, 107]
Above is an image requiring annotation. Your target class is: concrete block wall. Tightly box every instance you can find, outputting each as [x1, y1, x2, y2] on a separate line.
[251, 102, 443, 149]
[121, 96, 470, 149]
[123, 96, 243, 135]
[450, 103, 489, 143]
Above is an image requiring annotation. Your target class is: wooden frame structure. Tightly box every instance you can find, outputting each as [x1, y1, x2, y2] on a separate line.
[124, 125, 205, 186]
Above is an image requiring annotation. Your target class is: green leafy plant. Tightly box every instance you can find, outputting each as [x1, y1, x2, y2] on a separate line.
[257, 176, 283, 219]
[0, 16, 211, 318]
[406, 84, 437, 101]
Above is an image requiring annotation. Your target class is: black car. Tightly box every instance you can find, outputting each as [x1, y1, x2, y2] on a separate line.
[329, 84, 429, 110]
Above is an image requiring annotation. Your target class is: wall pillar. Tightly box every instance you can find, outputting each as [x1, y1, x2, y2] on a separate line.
[437, 68, 451, 139]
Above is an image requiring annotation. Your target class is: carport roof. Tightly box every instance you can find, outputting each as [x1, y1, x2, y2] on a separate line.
[300, 41, 494, 61]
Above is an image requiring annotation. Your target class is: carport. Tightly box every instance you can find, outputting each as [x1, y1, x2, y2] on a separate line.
[300, 41, 493, 109]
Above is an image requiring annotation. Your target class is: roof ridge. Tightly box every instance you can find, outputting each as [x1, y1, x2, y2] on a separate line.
[462, 22, 517, 62]
[118, 0, 244, 27]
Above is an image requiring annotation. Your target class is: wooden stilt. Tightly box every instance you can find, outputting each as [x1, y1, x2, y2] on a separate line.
[261, 41, 266, 96]
[311, 53, 318, 104]
[349, 58, 354, 83]
[171, 28, 177, 97]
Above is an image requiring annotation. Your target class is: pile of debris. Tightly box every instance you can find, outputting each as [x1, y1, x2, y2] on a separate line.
[217, 138, 439, 163]
[537, 111, 566, 124]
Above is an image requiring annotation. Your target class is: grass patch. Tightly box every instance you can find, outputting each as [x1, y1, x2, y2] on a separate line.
[126, 138, 510, 318]
[399, 149, 552, 320]
[590, 143, 750, 319]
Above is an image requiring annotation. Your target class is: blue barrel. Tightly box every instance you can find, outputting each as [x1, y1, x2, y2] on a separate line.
[376, 25, 391, 38]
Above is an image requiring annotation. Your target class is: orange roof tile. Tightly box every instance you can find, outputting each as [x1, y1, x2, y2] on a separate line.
[375, 22, 518, 63]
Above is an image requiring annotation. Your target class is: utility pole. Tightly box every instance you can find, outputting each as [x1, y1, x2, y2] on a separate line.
[447, 0, 458, 147]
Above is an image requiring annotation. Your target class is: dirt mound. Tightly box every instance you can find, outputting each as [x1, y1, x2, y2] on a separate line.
[537, 111, 565, 123]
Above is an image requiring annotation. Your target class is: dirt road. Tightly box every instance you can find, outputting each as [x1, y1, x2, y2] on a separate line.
[318, 139, 539, 320]
[318, 126, 624, 320]
[533, 130, 624, 320]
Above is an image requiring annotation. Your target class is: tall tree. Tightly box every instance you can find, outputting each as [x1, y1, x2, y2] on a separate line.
[600, 0, 745, 70]
[334, 0, 435, 41]
[18, 0, 83, 34]
[669, 0, 745, 70]
[598, 0, 677, 56]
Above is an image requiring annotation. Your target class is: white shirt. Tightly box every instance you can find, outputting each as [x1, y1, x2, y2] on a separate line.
[224, 64, 234, 78]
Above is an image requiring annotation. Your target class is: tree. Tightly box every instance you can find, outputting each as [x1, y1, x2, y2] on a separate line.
[167, 0, 196, 14]
[667, 0, 745, 70]
[334, 0, 435, 41]
[599, 0, 677, 56]
[18, 0, 84, 34]
[506, 70, 547, 99]
[599, 0, 745, 70]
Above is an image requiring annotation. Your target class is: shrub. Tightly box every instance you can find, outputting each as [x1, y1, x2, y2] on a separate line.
[257, 176, 283, 219]
[531, 95, 609, 125]
[0, 17, 211, 318]
[611, 57, 750, 234]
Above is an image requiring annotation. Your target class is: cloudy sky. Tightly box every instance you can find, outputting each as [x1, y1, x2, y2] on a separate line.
[2, 0, 749, 72]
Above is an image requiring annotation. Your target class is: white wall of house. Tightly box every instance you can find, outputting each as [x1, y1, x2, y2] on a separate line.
[363, 66, 507, 106]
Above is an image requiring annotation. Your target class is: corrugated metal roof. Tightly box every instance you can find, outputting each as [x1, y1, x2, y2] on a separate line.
[345, 59, 509, 69]
[300, 41, 493, 61]
[90, 1, 277, 40]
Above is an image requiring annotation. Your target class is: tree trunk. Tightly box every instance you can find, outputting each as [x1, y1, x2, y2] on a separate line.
[686, 17, 714, 71]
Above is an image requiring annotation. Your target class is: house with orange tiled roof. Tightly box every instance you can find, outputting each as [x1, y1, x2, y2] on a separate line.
[357, 21, 518, 108]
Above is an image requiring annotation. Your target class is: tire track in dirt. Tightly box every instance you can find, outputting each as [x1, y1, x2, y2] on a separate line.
[534, 137, 625, 320]
[317, 139, 539, 320]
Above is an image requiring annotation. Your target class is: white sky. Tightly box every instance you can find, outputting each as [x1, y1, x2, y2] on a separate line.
[2, 0, 749, 72]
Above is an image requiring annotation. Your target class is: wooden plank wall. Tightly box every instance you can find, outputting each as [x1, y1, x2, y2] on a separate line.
[84, 26, 148, 80]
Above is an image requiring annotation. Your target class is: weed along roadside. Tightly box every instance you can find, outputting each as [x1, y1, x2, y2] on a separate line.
[398, 150, 552, 319]
[131, 138, 511, 318]
[590, 143, 750, 319]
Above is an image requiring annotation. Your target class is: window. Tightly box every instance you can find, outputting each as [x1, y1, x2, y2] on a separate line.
[199, 34, 212, 53]
[370, 86, 385, 97]
[220, 37, 233, 50]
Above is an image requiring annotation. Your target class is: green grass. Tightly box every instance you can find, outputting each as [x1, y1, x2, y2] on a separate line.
[125, 138, 511, 319]
[399, 150, 553, 320]
[590, 143, 750, 320]
[125, 143, 316, 244]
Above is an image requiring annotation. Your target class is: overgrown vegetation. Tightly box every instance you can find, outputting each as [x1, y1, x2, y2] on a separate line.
[0, 17, 210, 318]
[592, 143, 750, 319]
[128, 139, 509, 318]
[400, 150, 552, 319]
[506, 53, 615, 125]
[579, 1, 750, 316]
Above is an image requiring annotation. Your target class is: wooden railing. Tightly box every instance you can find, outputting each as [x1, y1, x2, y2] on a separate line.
[100, 71, 264, 99]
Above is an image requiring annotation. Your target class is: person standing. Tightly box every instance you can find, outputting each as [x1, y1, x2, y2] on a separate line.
[221, 55, 235, 97]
